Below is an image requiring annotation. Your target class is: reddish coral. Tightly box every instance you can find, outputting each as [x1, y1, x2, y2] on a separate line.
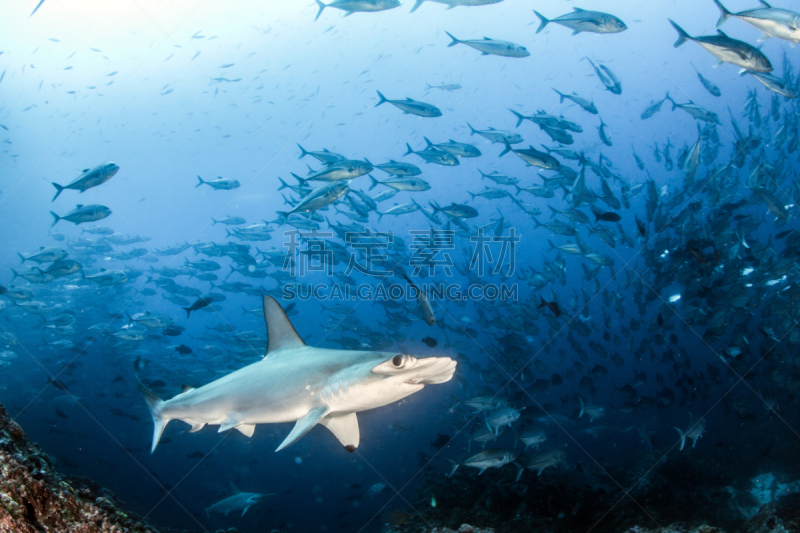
[0, 401, 159, 533]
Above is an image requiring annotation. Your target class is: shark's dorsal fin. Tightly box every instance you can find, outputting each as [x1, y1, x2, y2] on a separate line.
[320, 412, 360, 452]
[263, 296, 305, 354]
[229, 481, 240, 494]
[276, 405, 329, 452]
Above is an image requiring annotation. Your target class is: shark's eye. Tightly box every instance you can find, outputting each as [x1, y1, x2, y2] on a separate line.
[392, 355, 404, 368]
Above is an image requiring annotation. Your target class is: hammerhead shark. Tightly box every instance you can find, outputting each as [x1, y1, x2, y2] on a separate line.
[206, 482, 273, 517]
[138, 295, 456, 453]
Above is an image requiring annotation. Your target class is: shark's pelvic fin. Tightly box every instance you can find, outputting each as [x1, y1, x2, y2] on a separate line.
[187, 420, 205, 433]
[235, 424, 255, 437]
[320, 412, 360, 452]
[219, 415, 244, 433]
[276, 405, 330, 452]
[263, 295, 306, 354]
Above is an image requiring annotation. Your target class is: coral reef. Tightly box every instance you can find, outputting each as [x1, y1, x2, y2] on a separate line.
[0, 400, 180, 532]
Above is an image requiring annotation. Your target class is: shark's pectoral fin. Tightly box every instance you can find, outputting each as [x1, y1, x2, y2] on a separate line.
[276, 405, 330, 452]
[320, 412, 360, 452]
[236, 424, 255, 437]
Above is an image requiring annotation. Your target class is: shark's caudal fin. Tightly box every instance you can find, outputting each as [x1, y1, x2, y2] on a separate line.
[137, 377, 169, 453]
[263, 295, 306, 354]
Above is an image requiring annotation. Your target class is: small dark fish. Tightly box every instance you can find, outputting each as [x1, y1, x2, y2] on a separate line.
[164, 326, 185, 336]
[175, 344, 192, 355]
[616, 384, 637, 400]
[183, 297, 213, 318]
[421, 336, 438, 348]
[186, 451, 205, 459]
[148, 379, 167, 389]
[0, 285, 6, 295]
[592, 208, 621, 222]
[657, 313, 663, 326]
[430, 433, 450, 450]
[538, 297, 561, 318]
[55, 408, 68, 419]
[110, 408, 141, 421]
[48, 379, 69, 391]
[635, 215, 647, 238]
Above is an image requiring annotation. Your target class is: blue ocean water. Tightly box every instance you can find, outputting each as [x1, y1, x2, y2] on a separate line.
[1, 0, 800, 531]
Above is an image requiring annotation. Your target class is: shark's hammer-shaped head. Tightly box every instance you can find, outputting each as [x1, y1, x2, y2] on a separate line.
[321, 353, 456, 414]
[372, 353, 456, 388]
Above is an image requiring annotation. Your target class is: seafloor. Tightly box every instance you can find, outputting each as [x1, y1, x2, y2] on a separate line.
[0, 399, 797, 533]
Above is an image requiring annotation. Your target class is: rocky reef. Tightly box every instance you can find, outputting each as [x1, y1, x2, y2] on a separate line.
[0, 400, 176, 533]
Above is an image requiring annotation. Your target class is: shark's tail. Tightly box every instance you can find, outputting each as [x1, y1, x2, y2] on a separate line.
[135, 361, 169, 454]
[195, 175, 206, 188]
[376, 90, 389, 107]
[674, 427, 687, 451]
[409, 0, 425, 13]
[49, 211, 61, 228]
